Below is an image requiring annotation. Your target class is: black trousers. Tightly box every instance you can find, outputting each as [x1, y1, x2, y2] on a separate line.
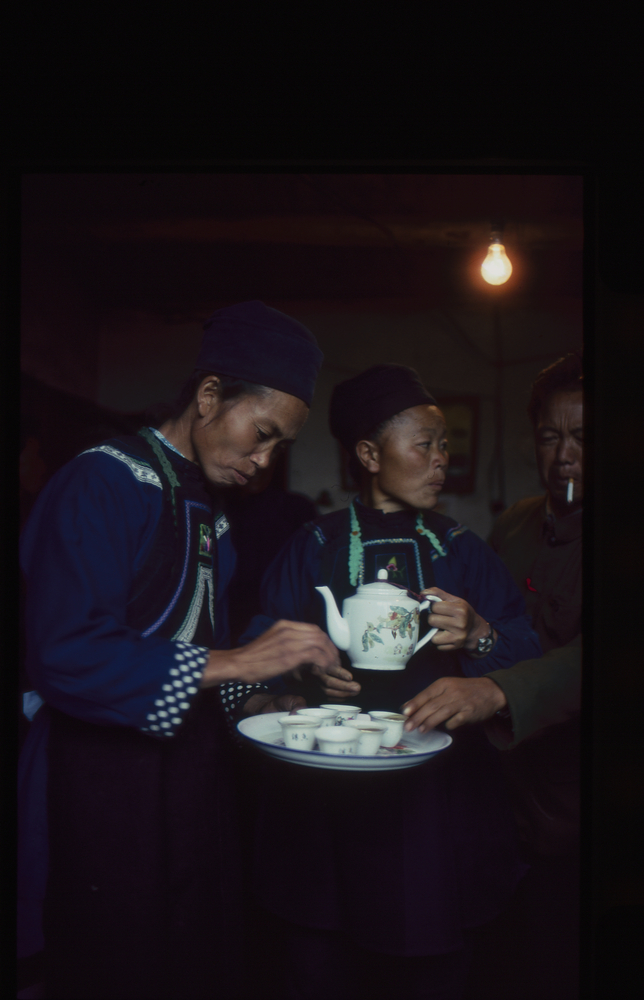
[43, 703, 244, 1000]
[244, 907, 474, 1000]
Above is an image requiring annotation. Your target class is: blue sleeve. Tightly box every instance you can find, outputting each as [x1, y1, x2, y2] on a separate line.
[433, 529, 542, 678]
[19, 454, 211, 738]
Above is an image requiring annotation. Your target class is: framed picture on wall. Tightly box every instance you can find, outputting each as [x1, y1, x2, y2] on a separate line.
[436, 395, 480, 495]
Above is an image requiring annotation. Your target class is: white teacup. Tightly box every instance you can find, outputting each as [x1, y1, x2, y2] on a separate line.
[368, 712, 405, 747]
[279, 716, 320, 750]
[352, 721, 387, 755]
[296, 708, 338, 727]
[320, 704, 362, 725]
[341, 715, 370, 727]
[314, 726, 360, 755]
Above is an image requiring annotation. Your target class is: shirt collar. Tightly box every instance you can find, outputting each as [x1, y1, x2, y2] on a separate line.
[147, 426, 206, 485]
[148, 426, 188, 460]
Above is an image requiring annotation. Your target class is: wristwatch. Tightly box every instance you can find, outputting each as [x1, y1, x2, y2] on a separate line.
[474, 623, 495, 657]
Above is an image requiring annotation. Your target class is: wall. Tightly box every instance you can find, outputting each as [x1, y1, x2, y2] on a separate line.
[96, 309, 202, 412]
[21, 264, 101, 402]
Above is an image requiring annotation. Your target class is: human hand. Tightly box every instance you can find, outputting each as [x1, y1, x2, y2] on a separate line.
[309, 662, 361, 701]
[420, 587, 493, 652]
[401, 676, 508, 733]
[200, 620, 341, 689]
[242, 692, 308, 716]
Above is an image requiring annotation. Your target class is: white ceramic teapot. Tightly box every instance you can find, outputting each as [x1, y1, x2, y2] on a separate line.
[316, 570, 440, 671]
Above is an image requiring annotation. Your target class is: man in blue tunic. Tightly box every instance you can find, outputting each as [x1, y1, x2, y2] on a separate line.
[18, 301, 339, 1000]
[238, 365, 542, 1000]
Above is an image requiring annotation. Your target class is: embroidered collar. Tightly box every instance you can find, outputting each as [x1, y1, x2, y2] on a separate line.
[148, 427, 188, 460]
[143, 427, 206, 488]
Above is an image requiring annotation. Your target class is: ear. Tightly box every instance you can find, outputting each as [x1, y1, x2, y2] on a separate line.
[196, 375, 221, 417]
[355, 439, 380, 474]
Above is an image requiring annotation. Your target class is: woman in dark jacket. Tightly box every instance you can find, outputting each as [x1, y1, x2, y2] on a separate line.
[238, 364, 540, 1000]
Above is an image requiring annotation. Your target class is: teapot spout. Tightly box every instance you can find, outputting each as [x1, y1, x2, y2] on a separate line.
[315, 586, 351, 651]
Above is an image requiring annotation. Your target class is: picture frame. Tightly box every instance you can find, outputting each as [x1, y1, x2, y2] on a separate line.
[436, 395, 480, 495]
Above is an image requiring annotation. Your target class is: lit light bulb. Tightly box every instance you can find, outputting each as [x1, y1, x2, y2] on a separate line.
[481, 240, 513, 285]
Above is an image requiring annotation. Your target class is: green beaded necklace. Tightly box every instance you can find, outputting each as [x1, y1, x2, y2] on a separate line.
[138, 427, 181, 535]
[348, 500, 447, 587]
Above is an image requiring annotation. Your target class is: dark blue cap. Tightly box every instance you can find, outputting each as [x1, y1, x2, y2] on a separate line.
[330, 364, 437, 452]
[196, 301, 323, 407]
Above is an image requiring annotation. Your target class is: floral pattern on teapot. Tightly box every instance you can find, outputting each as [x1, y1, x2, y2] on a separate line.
[361, 605, 420, 652]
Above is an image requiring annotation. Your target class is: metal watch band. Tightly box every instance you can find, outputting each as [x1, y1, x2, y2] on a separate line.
[475, 624, 495, 656]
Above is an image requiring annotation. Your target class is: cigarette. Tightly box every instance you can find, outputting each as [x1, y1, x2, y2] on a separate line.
[567, 478, 574, 503]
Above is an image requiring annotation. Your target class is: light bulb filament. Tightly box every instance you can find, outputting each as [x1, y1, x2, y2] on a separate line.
[481, 241, 512, 286]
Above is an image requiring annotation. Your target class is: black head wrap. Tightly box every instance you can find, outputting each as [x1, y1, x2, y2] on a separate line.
[195, 300, 323, 407]
[329, 364, 438, 452]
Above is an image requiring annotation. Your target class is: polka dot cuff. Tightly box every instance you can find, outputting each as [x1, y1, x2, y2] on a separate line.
[219, 681, 268, 722]
[140, 641, 209, 738]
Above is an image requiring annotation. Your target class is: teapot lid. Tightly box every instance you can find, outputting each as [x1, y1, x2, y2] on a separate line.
[355, 569, 415, 598]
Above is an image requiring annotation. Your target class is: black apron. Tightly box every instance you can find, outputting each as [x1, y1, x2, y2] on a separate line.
[254, 504, 527, 957]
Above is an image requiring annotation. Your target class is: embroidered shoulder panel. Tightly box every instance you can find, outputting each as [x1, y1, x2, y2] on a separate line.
[444, 523, 469, 547]
[305, 508, 350, 548]
[80, 444, 162, 489]
[215, 514, 230, 539]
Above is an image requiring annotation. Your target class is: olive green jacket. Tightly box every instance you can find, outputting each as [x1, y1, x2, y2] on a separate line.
[483, 496, 581, 750]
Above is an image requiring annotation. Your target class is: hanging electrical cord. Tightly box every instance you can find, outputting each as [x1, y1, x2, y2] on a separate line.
[295, 186, 519, 517]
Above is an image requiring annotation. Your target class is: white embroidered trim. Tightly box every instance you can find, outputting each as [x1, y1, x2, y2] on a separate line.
[140, 641, 209, 737]
[80, 445, 162, 489]
[215, 514, 230, 538]
[171, 563, 214, 642]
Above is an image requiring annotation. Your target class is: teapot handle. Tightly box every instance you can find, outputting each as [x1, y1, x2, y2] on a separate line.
[415, 596, 441, 651]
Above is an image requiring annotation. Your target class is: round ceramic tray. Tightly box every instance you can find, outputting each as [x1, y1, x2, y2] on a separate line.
[236, 712, 452, 771]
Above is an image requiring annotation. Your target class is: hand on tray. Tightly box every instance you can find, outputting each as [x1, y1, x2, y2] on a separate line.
[309, 661, 361, 700]
[402, 676, 508, 733]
